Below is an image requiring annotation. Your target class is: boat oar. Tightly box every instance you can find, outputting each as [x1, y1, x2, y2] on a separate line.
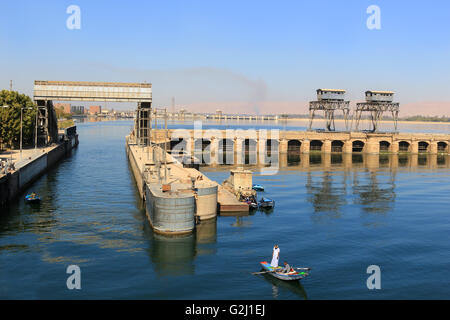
[294, 267, 311, 271]
[251, 270, 277, 275]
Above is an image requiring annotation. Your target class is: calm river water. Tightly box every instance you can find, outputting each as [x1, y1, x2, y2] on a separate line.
[0, 119, 449, 299]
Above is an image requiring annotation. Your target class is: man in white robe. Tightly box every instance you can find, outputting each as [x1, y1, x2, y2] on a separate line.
[270, 245, 280, 268]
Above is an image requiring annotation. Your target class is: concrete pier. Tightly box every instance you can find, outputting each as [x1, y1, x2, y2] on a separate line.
[217, 185, 249, 213]
[126, 133, 255, 234]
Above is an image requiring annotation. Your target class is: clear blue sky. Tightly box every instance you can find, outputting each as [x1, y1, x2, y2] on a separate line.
[1, 0, 450, 113]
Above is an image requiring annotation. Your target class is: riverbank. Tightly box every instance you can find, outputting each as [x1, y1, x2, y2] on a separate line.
[0, 127, 79, 207]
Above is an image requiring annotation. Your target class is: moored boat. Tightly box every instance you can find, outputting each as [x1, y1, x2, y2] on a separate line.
[258, 197, 275, 209]
[241, 194, 258, 210]
[252, 184, 264, 192]
[260, 261, 308, 281]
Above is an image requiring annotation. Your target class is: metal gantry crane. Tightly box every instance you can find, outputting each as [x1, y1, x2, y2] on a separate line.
[352, 91, 399, 133]
[309, 89, 351, 131]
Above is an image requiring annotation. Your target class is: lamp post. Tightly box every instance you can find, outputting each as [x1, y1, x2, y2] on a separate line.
[1, 105, 36, 162]
[35, 106, 38, 150]
[20, 107, 34, 161]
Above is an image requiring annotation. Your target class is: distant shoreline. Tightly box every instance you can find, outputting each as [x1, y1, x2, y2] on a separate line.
[278, 118, 450, 125]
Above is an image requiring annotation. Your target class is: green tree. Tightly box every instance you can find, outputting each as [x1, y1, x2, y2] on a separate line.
[0, 90, 37, 149]
[54, 105, 72, 120]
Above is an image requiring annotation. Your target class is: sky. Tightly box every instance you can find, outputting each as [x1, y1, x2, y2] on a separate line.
[1, 0, 450, 115]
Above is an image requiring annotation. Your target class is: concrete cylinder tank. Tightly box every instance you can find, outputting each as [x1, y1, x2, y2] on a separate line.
[146, 185, 196, 235]
[195, 184, 218, 220]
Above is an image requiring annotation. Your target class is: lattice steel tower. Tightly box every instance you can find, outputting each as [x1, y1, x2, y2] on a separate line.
[353, 91, 399, 133]
[309, 89, 350, 131]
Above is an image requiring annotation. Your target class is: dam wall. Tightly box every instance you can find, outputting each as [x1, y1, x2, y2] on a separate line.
[163, 130, 450, 155]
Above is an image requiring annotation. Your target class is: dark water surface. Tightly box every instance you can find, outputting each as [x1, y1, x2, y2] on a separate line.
[0, 120, 449, 299]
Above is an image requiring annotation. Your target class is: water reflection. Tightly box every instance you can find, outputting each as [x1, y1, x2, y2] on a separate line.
[0, 161, 60, 237]
[261, 274, 308, 300]
[149, 233, 196, 276]
[148, 218, 218, 276]
[230, 216, 253, 228]
[305, 165, 396, 220]
[196, 218, 217, 256]
[306, 171, 347, 221]
[202, 153, 449, 225]
[202, 153, 450, 174]
[352, 172, 396, 214]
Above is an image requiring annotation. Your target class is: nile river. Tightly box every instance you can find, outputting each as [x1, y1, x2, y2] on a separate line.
[0, 119, 449, 299]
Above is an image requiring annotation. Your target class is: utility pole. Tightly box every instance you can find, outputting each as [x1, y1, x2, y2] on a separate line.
[20, 108, 23, 160]
[10, 80, 12, 91]
[35, 106, 38, 150]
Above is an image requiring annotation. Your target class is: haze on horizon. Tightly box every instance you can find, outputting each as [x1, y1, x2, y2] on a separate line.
[1, 0, 449, 116]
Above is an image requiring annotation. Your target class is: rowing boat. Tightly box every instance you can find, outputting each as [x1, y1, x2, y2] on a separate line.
[259, 261, 308, 281]
[252, 184, 264, 192]
[258, 197, 275, 209]
[25, 193, 41, 204]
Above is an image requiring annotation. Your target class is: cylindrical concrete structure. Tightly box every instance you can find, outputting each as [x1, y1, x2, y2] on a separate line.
[195, 184, 218, 221]
[146, 185, 196, 235]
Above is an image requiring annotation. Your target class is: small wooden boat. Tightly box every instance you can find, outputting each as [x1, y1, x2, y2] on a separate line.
[25, 193, 41, 204]
[252, 184, 264, 192]
[258, 197, 275, 209]
[260, 261, 308, 281]
[240, 194, 258, 210]
[247, 200, 258, 210]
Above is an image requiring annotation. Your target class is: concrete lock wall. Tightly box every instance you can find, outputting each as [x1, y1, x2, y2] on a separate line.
[126, 140, 145, 199]
[0, 135, 79, 208]
[18, 154, 48, 188]
[47, 144, 66, 168]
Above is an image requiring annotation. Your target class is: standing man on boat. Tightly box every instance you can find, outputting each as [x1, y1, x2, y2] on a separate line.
[270, 245, 280, 268]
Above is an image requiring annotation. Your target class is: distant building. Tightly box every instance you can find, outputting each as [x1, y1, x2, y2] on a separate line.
[54, 103, 71, 114]
[71, 105, 85, 114]
[89, 105, 102, 115]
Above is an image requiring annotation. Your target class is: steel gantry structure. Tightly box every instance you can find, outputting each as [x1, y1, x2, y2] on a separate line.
[33, 80, 152, 146]
[352, 91, 399, 133]
[309, 89, 351, 131]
